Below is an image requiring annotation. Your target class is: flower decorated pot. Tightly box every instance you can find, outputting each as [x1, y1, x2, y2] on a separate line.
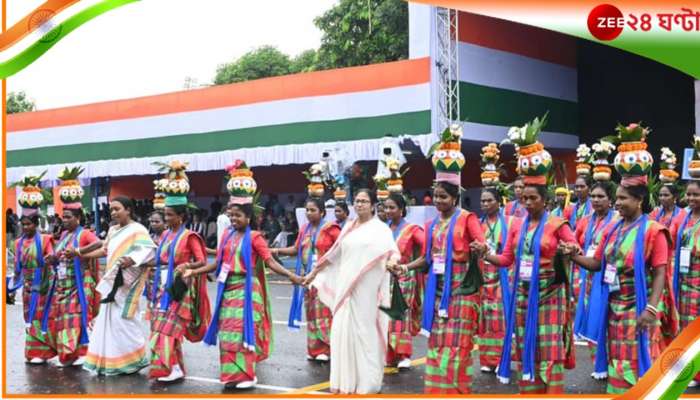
[432, 142, 465, 172]
[227, 169, 257, 198]
[58, 179, 85, 204]
[377, 190, 390, 201]
[333, 189, 347, 201]
[307, 183, 325, 198]
[576, 163, 592, 176]
[613, 141, 653, 177]
[659, 169, 679, 183]
[593, 165, 612, 181]
[387, 179, 403, 193]
[18, 186, 44, 208]
[517, 142, 552, 177]
[480, 170, 500, 186]
[153, 194, 166, 209]
[165, 178, 190, 195]
[688, 160, 700, 179]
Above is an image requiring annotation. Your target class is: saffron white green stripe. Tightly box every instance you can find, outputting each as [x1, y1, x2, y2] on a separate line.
[8, 84, 431, 151]
[458, 41, 577, 102]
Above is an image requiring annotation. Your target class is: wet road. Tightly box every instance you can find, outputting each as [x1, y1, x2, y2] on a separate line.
[5, 262, 699, 395]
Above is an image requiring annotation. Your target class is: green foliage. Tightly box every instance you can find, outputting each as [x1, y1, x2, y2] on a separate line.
[9, 170, 47, 188]
[290, 49, 318, 74]
[615, 122, 650, 142]
[312, 0, 408, 70]
[692, 137, 700, 160]
[211, 1, 408, 85]
[647, 171, 662, 209]
[503, 112, 549, 147]
[7, 91, 36, 114]
[214, 46, 292, 85]
[57, 166, 85, 181]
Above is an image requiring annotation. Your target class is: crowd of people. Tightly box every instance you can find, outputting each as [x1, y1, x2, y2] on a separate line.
[7, 119, 700, 396]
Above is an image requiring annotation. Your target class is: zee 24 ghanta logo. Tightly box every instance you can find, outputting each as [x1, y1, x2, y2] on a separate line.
[587, 4, 700, 40]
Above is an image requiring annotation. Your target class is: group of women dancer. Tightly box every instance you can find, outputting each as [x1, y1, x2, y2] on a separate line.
[8, 119, 700, 395]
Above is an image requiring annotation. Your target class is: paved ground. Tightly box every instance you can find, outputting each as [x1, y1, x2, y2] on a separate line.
[6, 260, 700, 395]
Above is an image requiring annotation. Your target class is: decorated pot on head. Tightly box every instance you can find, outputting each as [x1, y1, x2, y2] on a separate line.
[13, 170, 48, 217]
[333, 187, 347, 202]
[612, 123, 653, 186]
[575, 144, 592, 177]
[226, 160, 257, 205]
[373, 173, 390, 201]
[382, 156, 406, 194]
[152, 178, 168, 210]
[659, 147, 680, 184]
[57, 166, 86, 210]
[480, 143, 501, 187]
[591, 140, 616, 182]
[152, 160, 190, 207]
[303, 163, 326, 198]
[504, 113, 552, 185]
[688, 135, 700, 179]
[429, 124, 465, 186]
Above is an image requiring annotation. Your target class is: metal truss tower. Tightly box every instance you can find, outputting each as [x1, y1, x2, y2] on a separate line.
[434, 7, 460, 134]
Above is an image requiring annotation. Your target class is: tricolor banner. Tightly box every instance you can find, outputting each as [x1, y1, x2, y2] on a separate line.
[408, 0, 700, 79]
[0, 0, 139, 78]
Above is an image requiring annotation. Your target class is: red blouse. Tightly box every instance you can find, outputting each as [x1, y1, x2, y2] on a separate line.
[424, 209, 484, 263]
[218, 229, 272, 274]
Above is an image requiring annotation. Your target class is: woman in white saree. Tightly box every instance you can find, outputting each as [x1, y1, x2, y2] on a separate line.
[304, 189, 400, 394]
[71, 196, 157, 375]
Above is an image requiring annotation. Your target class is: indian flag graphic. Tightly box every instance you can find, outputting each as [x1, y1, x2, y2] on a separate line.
[0, 0, 139, 78]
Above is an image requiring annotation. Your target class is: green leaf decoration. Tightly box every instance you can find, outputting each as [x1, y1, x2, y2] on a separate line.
[57, 166, 85, 181]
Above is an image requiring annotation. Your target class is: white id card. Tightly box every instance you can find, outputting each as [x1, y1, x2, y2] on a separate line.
[57, 262, 67, 280]
[520, 256, 533, 281]
[160, 270, 170, 287]
[680, 247, 691, 274]
[586, 245, 597, 258]
[433, 256, 446, 275]
[217, 263, 231, 283]
[604, 263, 620, 292]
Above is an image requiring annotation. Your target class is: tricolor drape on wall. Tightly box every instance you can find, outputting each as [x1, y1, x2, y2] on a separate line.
[7, 58, 433, 182]
[454, 11, 579, 148]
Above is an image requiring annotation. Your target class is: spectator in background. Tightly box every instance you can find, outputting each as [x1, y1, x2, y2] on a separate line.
[423, 191, 432, 206]
[99, 221, 110, 240]
[5, 208, 18, 243]
[255, 213, 265, 236]
[189, 212, 205, 237]
[210, 195, 223, 218]
[284, 211, 299, 239]
[216, 204, 232, 245]
[266, 194, 284, 218]
[205, 213, 217, 245]
[349, 162, 369, 200]
[262, 212, 281, 244]
[284, 195, 296, 214]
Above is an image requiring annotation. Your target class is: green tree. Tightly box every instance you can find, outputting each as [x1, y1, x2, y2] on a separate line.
[290, 49, 318, 74]
[314, 0, 408, 70]
[214, 45, 291, 85]
[7, 91, 36, 114]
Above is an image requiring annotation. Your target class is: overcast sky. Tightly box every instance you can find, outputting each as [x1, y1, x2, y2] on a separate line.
[8, 0, 337, 110]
